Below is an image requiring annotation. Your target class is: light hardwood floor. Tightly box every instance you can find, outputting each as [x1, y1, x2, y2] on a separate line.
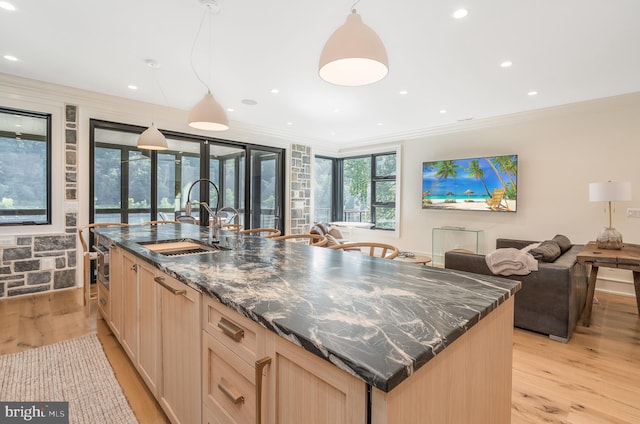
[1, 288, 639, 423]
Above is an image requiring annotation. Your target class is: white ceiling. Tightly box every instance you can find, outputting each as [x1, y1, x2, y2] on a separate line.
[1, 0, 640, 147]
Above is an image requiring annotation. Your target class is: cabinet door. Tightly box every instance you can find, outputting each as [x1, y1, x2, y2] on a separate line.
[109, 246, 123, 340]
[270, 335, 366, 424]
[157, 274, 201, 424]
[121, 252, 138, 362]
[137, 261, 161, 396]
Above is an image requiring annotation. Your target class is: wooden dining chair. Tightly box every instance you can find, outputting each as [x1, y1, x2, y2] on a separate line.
[77, 222, 129, 312]
[273, 233, 328, 247]
[239, 228, 281, 238]
[141, 220, 182, 225]
[329, 242, 400, 259]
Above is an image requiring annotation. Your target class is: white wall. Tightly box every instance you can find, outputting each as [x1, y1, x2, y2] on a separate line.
[359, 92, 640, 294]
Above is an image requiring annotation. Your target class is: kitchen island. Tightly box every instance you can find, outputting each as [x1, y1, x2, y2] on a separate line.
[96, 223, 520, 424]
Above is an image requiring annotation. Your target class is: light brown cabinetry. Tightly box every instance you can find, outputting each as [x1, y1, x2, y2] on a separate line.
[108, 246, 123, 340]
[157, 273, 202, 424]
[202, 297, 366, 424]
[202, 297, 268, 424]
[137, 260, 161, 397]
[121, 252, 139, 362]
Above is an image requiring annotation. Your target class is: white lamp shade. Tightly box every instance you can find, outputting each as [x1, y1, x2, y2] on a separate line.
[137, 123, 168, 150]
[589, 181, 632, 202]
[188, 91, 229, 131]
[319, 11, 389, 86]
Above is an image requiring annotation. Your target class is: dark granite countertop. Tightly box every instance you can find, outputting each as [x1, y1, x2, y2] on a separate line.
[95, 223, 520, 392]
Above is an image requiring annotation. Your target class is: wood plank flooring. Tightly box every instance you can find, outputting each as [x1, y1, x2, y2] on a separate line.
[0, 288, 638, 423]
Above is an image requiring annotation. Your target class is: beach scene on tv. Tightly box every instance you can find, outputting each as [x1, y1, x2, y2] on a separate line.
[422, 155, 517, 212]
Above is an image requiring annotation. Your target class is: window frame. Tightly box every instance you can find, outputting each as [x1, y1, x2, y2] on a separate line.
[316, 151, 397, 231]
[0, 107, 52, 227]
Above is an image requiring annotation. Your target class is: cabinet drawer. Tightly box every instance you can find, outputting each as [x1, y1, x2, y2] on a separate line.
[97, 283, 110, 320]
[203, 332, 256, 424]
[202, 297, 262, 364]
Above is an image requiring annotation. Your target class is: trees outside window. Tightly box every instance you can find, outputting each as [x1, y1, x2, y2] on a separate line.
[0, 107, 51, 226]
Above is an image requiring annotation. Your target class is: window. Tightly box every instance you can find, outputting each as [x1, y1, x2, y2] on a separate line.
[314, 151, 397, 230]
[90, 120, 285, 231]
[0, 107, 51, 226]
[314, 157, 334, 222]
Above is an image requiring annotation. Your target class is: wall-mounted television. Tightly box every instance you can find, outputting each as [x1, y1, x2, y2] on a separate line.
[422, 154, 517, 212]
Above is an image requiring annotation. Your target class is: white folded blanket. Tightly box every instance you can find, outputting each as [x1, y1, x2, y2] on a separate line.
[485, 248, 539, 276]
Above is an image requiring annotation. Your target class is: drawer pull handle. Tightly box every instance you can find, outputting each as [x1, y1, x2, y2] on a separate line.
[154, 276, 187, 296]
[255, 356, 271, 424]
[131, 263, 138, 271]
[218, 378, 244, 404]
[99, 297, 107, 305]
[218, 317, 244, 342]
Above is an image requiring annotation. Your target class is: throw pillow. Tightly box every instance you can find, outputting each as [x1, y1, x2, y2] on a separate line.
[328, 227, 344, 240]
[317, 222, 330, 234]
[310, 225, 323, 236]
[529, 240, 562, 262]
[552, 234, 572, 253]
[520, 242, 541, 253]
[325, 234, 340, 247]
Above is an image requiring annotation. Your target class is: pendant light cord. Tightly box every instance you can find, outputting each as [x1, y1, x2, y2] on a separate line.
[190, 7, 212, 93]
[350, 0, 361, 12]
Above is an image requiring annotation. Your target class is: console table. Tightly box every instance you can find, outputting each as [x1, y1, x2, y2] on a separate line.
[432, 227, 484, 266]
[577, 242, 640, 326]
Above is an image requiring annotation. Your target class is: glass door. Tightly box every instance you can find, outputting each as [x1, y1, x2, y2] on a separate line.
[249, 148, 283, 232]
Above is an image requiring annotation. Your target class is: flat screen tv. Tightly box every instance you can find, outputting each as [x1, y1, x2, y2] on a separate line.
[422, 154, 517, 212]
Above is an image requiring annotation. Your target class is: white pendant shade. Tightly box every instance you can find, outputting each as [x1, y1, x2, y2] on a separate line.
[319, 11, 389, 86]
[188, 91, 229, 131]
[137, 123, 168, 150]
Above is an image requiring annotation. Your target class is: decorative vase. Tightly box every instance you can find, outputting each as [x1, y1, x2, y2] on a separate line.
[595, 227, 623, 250]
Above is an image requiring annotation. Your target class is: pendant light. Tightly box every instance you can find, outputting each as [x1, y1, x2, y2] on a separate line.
[188, 0, 229, 131]
[137, 122, 168, 150]
[319, 1, 389, 86]
[137, 60, 168, 150]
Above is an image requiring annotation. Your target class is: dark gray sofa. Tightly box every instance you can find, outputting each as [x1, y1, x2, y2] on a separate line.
[444, 238, 588, 342]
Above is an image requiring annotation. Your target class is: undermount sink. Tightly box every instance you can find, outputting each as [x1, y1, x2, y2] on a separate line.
[140, 239, 228, 257]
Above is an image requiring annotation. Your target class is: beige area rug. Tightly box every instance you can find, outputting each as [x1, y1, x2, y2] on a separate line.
[0, 333, 138, 423]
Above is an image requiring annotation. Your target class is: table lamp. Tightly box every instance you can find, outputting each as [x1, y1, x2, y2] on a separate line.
[589, 181, 632, 249]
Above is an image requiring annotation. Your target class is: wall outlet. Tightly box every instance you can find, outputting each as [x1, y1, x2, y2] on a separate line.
[626, 208, 640, 218]
[42, 257, 55, 270]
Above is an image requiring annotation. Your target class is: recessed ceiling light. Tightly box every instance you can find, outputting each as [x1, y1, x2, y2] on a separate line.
[286, 122, 293, 126]
[145, 59, 161, 69]
[270, 89, 279, 94]
[528, 91, 538, 96]
[128, 84, 138, 90]
[500, 61, 513, 68]
[377, 122, 384, 126]
[399, 90, 409, 95]
[3, 55, 18, 61]
[226, 108, 234, 112]
[330, 131, 337, 136]
[452, 9, 468, 19]
[0, 2, 16, 11]
[241, 99, 258, 106]
[440, 109, 447, 114]
[333, 108, 341, 113]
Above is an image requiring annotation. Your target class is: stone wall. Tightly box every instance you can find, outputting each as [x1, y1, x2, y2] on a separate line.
[0, 104, 79, 299]
[289, 144, 311, 234]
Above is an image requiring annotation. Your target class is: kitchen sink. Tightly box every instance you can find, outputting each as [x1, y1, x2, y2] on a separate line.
[140, 239, 228, 257]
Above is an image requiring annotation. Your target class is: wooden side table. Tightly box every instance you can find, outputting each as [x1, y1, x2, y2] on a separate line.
[577, 242, 640, 326]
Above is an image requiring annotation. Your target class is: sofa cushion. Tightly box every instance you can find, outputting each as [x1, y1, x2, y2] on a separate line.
[316, 222, 330, 234]
[552, 234, 572, 253]
[328, 227, 344, 239]
[529, 240, 562, 262]
[310, 225, 323, 236]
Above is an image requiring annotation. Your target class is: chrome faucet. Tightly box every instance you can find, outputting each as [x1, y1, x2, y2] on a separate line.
[183, 178, 221, 227]
[214, 206, 240, 231]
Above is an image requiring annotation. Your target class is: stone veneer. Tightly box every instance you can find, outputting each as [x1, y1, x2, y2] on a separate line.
[289, 144, 311, 234]
[0, 104, 79, 298]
